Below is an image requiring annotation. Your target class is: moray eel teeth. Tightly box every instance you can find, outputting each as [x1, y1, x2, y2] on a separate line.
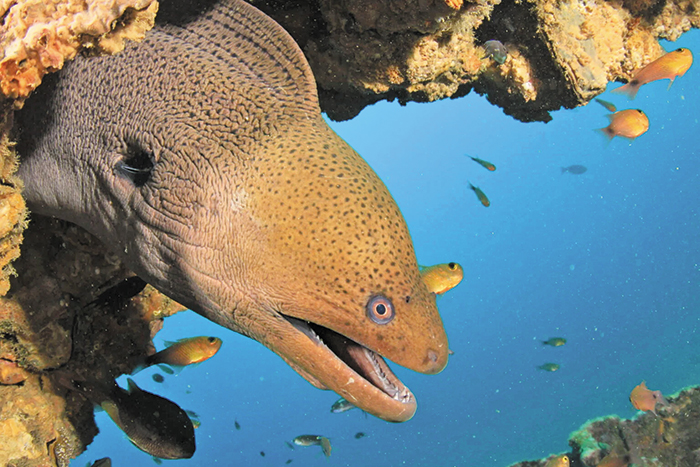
[285, 315, 413, 404]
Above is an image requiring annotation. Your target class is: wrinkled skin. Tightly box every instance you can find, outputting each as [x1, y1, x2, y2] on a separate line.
[15, 0, 448, 421]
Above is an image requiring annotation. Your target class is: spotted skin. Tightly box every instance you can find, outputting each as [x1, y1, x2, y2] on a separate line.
[15, 0, 448, 421]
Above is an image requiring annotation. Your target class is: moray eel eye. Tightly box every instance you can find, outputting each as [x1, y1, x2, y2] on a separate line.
[367, 296, 394, 325]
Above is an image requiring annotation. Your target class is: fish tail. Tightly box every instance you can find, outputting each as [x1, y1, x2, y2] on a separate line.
[612, 80, 640, 99]
[596, 126, 615, 141]
[560, 167, 567, 174]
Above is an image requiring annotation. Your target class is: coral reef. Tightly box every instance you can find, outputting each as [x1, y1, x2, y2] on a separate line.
[252, 0, 700, 122]
[0, 0, 158, 100]
[508, 386, 700, 467]
[0, 216, 185, 467]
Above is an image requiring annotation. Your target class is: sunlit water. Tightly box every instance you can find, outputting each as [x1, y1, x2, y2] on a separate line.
[72, 30, 700, 467]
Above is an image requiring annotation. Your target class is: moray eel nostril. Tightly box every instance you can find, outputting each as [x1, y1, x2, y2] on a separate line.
[14, 0, 448, 422]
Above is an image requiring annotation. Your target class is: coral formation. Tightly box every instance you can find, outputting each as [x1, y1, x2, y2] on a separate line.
[508, 386, 700, 467]
[252, 0, 700, 122]
[0, 0, 158, 99]
[0, 216, 185, 466]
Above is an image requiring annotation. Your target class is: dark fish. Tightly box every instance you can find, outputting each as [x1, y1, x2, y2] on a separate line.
[355, 432, 366, 439]
[293, 435, 332, 457]
[542, 337, 567, 347]
[89, 458, 112, 467]
[595, 98, 617, 112]
[469, 156, 496, 171]
[330, 397, 357, 413]
[286, 460, 293, 465]
[235, 420, 241, 430]
[260, 451, 265, 457]
[469, 183, 490, 207]
[537, 363, 560, 372]
[561, 165, 587, 175]
[68, 377, 196, 459]
[483, 40, 508, 64]
[157, 364, 175, 375]
[152, 373, 165, 383]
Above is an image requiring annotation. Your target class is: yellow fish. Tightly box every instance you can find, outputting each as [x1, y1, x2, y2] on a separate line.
[544, 454, 569, 467]
[614, 48, 693, 98]
[630, 381, 667, 414]
[420, 262, 464, 295]
[144, 336, 223, 369]
[598, 109, 649, 140]
[469, 183, 490, 207]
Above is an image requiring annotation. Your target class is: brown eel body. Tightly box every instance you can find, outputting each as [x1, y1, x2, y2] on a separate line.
[14, 0, 448, 422]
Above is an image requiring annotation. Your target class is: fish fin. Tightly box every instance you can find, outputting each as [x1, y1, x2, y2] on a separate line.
[596, 127, 615, 142]
[612, 80, 640, 99]
[101, 400, 122, 427]
[163, 340, 178, 347]
[667, 77, 676, 90]
[125, 378, 143, 394]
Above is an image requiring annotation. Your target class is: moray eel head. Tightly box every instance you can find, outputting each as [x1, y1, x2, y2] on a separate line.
[233, 120, 449, 422]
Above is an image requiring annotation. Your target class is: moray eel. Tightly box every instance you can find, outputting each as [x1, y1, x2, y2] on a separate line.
[14, 0, 448, 422]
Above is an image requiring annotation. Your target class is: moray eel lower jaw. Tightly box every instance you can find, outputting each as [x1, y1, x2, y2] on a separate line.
[258, 312, 418, 422]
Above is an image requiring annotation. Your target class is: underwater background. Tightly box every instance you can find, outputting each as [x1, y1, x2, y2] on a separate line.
[72, 29, 700, 467]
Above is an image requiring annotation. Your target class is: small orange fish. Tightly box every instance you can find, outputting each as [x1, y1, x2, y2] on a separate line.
[420, 262, 464, 295]
[145, 336, 222, 369]
[469, 156, 496, 171]
[614, 48, 693, 99]
[595, 98, 617, 112]
[599, 109, 649, 140]
[630, 381, 667, 414]
[544, 454, 569, 467]
[469, 183, 490, 207]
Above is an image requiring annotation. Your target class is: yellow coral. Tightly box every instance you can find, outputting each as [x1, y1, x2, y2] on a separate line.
[0, 0, 158, 99]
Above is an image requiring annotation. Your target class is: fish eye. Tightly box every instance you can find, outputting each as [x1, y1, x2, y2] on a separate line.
[207, 337, 217, 343]
[366, 295, 395, 325]
[448, 262, 457, 270]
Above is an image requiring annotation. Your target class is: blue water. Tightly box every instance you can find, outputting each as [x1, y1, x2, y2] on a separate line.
[72, 30, 700, 467]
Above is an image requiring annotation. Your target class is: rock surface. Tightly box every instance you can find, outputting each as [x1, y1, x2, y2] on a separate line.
[508, 386, 700, 467]
[253, 0, 700, 122]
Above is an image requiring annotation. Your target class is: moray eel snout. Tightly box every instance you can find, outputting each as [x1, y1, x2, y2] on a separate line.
[14, 0, 448, 422]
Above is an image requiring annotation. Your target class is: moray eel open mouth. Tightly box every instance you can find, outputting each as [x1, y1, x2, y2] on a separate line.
[282, 315, 414, 418]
